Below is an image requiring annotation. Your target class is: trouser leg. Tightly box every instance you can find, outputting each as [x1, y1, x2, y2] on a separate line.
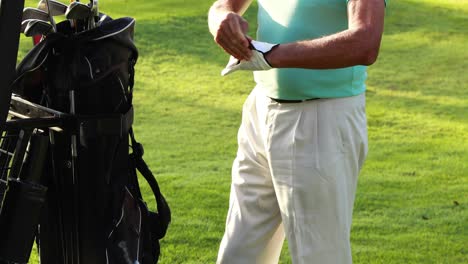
[217, 89, 285, 264]
[267, 94, 368, 264]
[218, 90, 368, 264]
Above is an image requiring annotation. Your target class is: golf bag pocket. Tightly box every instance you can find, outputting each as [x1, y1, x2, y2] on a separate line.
[106, 187, 142, 264]
[106, 186, 162, 264]
[137, 199, 161, 264]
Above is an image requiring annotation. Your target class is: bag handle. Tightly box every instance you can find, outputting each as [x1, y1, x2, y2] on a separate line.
[129, 128, 171, 238]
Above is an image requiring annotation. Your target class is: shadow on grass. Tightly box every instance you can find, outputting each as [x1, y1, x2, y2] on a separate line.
[367, 90, 468, 125]
[134, 16, 223, 65]
[384, 0, 467, 35]
[133, 4, 258, 65]
[370, 1, 467, 100]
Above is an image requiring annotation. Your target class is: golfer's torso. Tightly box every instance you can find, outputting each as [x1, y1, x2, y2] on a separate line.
[254, 0, 367, 100]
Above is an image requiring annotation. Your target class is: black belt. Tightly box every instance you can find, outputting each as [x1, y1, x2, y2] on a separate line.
[269, 97, 320, 103]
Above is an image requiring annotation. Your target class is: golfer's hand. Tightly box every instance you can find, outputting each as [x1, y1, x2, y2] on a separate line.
[221, 40, 279, 76]
[212, 12, 252, 61]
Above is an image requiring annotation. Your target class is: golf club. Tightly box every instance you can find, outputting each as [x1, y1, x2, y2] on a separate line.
[37, 0, 67, 16]
[23, 19, 53, 37]
[69, 2, 82, 262]
[88, 0, 98, 29]
[21, 19, 33, 33]
[66, 1, 91, 20]
[66, 1, 91, 32]
[23, 7, 49, 21]
[23, 6, 56, 36]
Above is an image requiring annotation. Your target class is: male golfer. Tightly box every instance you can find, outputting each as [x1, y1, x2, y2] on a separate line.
[208, 0, 386, 263]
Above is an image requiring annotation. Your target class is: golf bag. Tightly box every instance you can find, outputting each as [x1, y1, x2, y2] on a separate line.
[1, 15, 170, 264]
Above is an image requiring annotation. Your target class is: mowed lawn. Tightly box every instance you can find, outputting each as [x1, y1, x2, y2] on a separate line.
[18, 0, 467, 263]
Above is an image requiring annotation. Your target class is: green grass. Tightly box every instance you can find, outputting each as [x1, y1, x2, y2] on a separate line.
[18, 0, 467, 263]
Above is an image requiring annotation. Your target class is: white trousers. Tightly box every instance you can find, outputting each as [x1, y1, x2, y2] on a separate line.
[217, 88, 368, 264]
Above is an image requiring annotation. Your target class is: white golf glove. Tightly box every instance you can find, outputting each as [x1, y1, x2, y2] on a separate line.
[221, 40, 278, 76]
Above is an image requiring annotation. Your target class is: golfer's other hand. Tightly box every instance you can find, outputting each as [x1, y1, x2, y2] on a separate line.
[221, 40, 279, 76]
[212, 12, 252, 61]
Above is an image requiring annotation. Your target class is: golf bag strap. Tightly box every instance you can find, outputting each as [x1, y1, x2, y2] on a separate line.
[79, 106, 134, 142]
[129, 128, 171, 238]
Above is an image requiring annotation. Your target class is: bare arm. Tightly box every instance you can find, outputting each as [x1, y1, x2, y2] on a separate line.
[208, 0, 254, 60]
[265, 0, 386, 69]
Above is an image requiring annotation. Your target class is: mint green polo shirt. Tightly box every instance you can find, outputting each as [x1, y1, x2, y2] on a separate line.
[254, 0, 386, 100]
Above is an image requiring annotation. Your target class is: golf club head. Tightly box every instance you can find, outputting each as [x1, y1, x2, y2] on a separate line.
[37, 0, 67, 16]
[21, 19, 47, 33]
[22, 7, 49, 22]
[21, 19, 32, 33]
[88, 0, 99, 29]
[90, 0, 98, 15]
[66, 1, 91, 20]
[23, 20, 53, 37]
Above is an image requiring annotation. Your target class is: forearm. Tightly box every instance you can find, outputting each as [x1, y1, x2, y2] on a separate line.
[267, 28, 382, 69]
[267, 0, 385, 69]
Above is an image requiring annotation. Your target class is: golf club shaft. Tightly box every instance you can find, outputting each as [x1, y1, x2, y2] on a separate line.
[43, 0, 57, 31]
[47, 106, 68, 263]
[69, 90, 80, 264]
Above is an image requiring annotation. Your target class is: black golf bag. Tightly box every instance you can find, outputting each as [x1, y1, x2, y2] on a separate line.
[0, 13, 170, 264]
